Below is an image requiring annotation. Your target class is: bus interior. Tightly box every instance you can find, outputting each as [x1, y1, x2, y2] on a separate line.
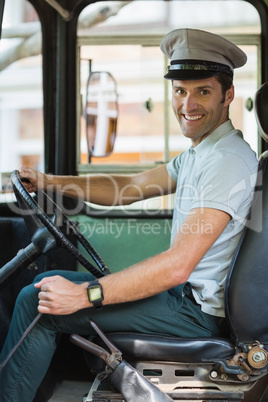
[0, 0, 268, 401]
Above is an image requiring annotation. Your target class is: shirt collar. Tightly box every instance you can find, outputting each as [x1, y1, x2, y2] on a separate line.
[190, 120, 235, 157]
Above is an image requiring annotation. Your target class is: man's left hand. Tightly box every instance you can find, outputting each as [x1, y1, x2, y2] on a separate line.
[34, 275, 89, 315]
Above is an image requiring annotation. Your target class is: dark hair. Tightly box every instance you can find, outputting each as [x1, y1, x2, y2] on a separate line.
[215, 72, 233, 102]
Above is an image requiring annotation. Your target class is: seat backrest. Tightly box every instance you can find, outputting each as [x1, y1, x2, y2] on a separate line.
[225, 83, 268, 345]
[254, 82, 268, 142]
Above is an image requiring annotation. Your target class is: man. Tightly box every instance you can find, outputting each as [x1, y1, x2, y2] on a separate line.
[0, 29, 258, 401]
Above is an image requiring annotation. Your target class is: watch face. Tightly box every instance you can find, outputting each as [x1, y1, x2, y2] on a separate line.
[89, 286, 103, 302]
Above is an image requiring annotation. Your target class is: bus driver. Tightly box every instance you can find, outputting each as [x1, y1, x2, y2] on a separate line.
[0, 28, 258, 401]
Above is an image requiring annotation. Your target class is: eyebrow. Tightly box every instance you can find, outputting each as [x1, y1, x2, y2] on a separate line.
[172, 84, 215, 91]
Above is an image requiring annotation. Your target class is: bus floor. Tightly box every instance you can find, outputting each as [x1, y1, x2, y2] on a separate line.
[36, 335, 95, 402]
[48, 380, 92, 401]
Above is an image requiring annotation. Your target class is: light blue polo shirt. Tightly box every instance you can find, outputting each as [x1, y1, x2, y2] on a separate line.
[167, 120, 258, 317]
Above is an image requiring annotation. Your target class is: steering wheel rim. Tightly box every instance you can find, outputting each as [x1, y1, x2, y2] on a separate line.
[11, 170, 110, 278]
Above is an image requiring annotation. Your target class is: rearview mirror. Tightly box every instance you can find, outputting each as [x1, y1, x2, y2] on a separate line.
[85, 71, 118, 160]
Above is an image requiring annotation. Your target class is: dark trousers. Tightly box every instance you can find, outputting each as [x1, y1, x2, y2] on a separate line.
[0, 270, 226, 401]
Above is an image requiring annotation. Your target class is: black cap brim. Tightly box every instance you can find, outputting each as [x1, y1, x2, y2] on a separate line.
[164, 60, 233, 80]
[164, 69, 224, 80]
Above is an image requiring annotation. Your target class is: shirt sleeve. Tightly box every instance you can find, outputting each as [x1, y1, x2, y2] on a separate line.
[166, 154, 182, 183]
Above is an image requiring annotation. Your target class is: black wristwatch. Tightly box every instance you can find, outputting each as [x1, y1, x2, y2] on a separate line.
[87, 279, 104, 309]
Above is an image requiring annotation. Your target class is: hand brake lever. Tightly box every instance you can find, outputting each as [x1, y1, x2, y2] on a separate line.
[70, 320, 122, 370]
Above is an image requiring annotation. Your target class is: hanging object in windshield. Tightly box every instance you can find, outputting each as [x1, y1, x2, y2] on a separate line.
[85, 71, 118, 161]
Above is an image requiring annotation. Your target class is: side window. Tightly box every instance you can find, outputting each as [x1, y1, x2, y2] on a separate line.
[79, 44, 165, 170]
[0, 0, 43, 191]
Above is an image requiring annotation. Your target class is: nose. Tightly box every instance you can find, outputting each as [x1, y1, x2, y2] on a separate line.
[183, 93, 198, 111]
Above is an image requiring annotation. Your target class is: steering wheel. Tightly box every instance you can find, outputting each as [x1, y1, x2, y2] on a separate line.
[0, 170, 110, 287]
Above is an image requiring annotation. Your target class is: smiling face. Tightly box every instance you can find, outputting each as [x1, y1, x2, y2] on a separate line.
[172, 76, 234, 147]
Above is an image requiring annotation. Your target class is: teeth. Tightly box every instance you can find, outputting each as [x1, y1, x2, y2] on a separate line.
[184, 115, 202, 121]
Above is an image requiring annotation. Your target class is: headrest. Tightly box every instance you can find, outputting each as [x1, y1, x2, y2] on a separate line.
[254, 82, 268, 142]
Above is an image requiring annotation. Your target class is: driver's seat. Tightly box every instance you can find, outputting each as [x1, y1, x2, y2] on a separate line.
[75, 83, 268, 402]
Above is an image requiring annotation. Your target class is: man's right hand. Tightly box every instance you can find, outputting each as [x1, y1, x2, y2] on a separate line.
[19, 166, 48, 192]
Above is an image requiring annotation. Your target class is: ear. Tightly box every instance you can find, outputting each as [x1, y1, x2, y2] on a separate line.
[224, 84, 234, 106]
